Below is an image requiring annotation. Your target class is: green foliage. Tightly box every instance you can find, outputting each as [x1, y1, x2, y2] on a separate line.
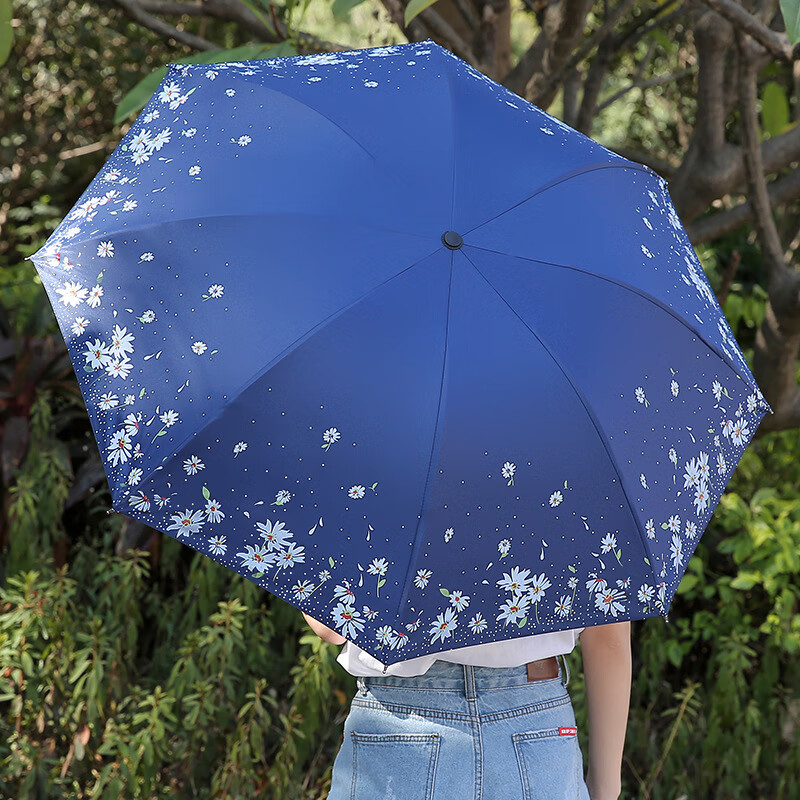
[780, 0, 800, 44]
[0, 0, 12, 66]
[761, 81, 792, 138]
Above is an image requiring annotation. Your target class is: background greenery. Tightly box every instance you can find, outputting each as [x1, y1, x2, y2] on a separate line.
[2, 0, 800, 798]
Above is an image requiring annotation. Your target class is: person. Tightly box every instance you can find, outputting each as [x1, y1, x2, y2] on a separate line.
[303, 611, 631, 800]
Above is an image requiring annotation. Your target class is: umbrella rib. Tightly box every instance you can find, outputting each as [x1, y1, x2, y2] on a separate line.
[394, 256, 455, 619]
[460, 250, 660, 593]
[439, 44, 458, 231]
[130, 243, 444, 495]
[463, 243, 761, 394]
[461, 162, 657, 238]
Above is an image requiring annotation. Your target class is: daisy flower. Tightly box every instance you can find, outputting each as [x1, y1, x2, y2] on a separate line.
[191, 341, 207, 355]
[140, 310, 156, 323]
[98, 392, 119, 410]
[731, 418, 750, 446]
[498, 539, 511, 557]
[233, 440, 247, 456]
[444, 527, 454, 542]
[348, 485, 365, 499]
[128, 491, 151, 512]
[448, 590, 470, 611]
[208, 535, 227, 555]
[105, 358, 133, 380]
[637, 584, 654, 604]
[600, 532, 617, 554]
[414, 569, 432, 589]
[183, 455, 205, 475]
[127, 467, 143, 485]
[204, 498, 224, 523]
[58, 281, 87, 307]
[497, 566, 532, 594]
[167, 508, 205, 537]
[712, 380, 723, 401]
[429, 607, 458, 643]
[97, 241, 114, 258]
[549, 491, 563, 507]
[376, 626, 396, 646]
[188, 165, 201, 177]
[645, 519, 655, 539]
[585, 574, 607, 594]
[106, 429, 132, 466]
[554, 595, 572, 617]
[526, 573, 551, 604]
[595, 587, 626, 617]
[322, 427, 340, 449]
[667, 515, 681, 534]
[635, 386, 646, 404]
[716, 452, 727, 475]
[367, 557, 388, 577]
[109, 325, 135, 359]
[159, 409, 179, 427]
[237, 135, 251, 146]
[236, 542, 275, 571]
[497, 595, 530, 626]
[256, 519, 292, 551]
[670, 380, 679, 397]
[86, 285, 104, 308]
[208, 284, 224, 298]
[669, 533, 683, 573]
[274, 489, 291, 505]
[71, 317, 89, 336]
[668, 447, 677, 466]
[469, 613, 488, 633]
[332, 602, 364, 639]
[276, 542, 305, 569]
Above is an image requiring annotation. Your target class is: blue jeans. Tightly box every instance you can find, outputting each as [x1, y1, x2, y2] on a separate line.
[326, 656, 592, 800]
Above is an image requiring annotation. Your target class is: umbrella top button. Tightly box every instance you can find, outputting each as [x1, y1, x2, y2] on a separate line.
[442, 231, 463, 249]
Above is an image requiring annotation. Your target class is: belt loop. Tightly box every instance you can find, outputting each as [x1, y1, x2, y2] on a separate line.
[559, 654, 570, 688]
[356, 676, 367, 695]
[464, 664, 477, 701]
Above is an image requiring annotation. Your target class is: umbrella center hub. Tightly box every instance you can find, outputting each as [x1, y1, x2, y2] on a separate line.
[442, 231, 463, 250]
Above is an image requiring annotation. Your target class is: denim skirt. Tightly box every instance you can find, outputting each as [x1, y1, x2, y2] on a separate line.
[325, 656, 591, 800]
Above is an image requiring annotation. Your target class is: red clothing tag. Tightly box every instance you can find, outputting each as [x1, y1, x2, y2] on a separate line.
[558, 727, 578, 736]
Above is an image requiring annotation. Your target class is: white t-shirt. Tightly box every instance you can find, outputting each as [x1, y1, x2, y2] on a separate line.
[336, 627, 585, 677]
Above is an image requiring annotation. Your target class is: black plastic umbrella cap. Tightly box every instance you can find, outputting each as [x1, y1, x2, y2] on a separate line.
[442, 230, 463, 249]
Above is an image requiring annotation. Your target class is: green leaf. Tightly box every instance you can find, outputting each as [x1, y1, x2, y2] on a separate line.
[661, 522, 669, 530]
[201, 486, 211, 501]
[568, 564, 576, 573]
[114, 43, 295, 124]
[517, 616, 527, 627]
[139, 387, 146, 398]
[377, 579, 385, 588]
[332, 0, 368, 19]
[439, 587, 450, 596]
[96, 271, 104, 284]
[644, 557, 651, 566]
[564, 479, 568, 489]
[328, 557, 335, 568]
[404, 0, 439, 25]
[0, 0, 13, 68]
[780, 0, 800, 44]
[761, 81, 790, 137]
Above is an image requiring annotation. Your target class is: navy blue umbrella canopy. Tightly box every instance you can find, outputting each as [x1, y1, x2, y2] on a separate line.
[30, 40, 771, 665]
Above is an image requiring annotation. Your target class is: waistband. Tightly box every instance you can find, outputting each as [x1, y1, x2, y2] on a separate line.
[360, 654, 569, 692]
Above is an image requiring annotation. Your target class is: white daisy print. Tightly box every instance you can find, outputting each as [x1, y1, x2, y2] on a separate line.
[554, 595, 572, 617]
[109, 325, 135, 359]
[274, 489, 291, 505]
[84, 338, 112, 369]
[188, 165, 201, 176]
[149, 127, 171, 150]
[731, 417, 750, 446]
[448, 590, 470, 611]
[747, 394, 757, 413]
[414, 569, 432, 589]
[332, 602, 364, 640]
[549, 491, 563, 507]
[595, 587, 626, 617]
[497, 595, 530, 626]
[86, 285, 103, 308]
[469, 613, 487, 633]
[226, 88, 236, 96]
[721, 419, 735, 439]
[123, 412, 140, 437]
[716, 452, 727, 475]
[277, 542, 305, 569]
[712, 380, 723, 401]
[183, 127, 197, 137]
[635, 387, 646, 404]
[159, 409, 179, 427]
[348, 485, 365, 499]
[98, 393, 119, 410]
[670, 380, 679, 397]
[140, 310, 156, 323]
[668, 448, 677, 467]
[106, 429, 132, 466]
[367, 557, 389, 577]
[600, 532, 617, 554]
[526, 573, 551, 604]
[140, 252, 154, 262]
[362, 605, 379, 621]
[183, 455, 205, 475]
[97, 241, 114, 258]
[191, 341, 207, 355]
[58, 281, 88, 307]
[502, 461, 515, 485]
[585, 574, 608, 594]
[204, 498, 224, 523]
[292, 580, 314, 602]
[568, 576, 578, 590]
[683, 458, 701, 489]
[637, 584, 654, 604]
[444, 527, 454, 542]
[237, 135, 251, 146]
[70, 317, 89, 336]
[256, 519, 292, 551]
[233, 440, 247, 456]
[122, 199, 138, 212]
[684, 520, 697, 539]
[640, 473, 648, 489]
[236, 543, 275, 571]
[667, 514, 681, 534]
[645, 519, 655, 539]
[669, 533, 683, 573]
[208, 284, 224, 298]
[128, 491, 151, 513]
[167, 508, 205, 537]
[693, 481, 709, 515]
[498, 538, 511, 557]
[127, 468, 143, 486]
[429, 607, 458, 643]
[332, 582, 356, 605]
[209, 535, 227, 555]
[497, 566, 532, 594]
[105, 358, 133, 380]
[322, 427, 340, 450]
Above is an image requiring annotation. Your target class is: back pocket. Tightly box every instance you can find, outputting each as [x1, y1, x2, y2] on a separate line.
[351, 732, 440, 800]
[513, 727, 583, 800]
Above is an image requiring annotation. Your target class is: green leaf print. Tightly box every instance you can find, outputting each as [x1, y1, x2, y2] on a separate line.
[328, 557, 335, 568]
[517, 616, 527, 627]
[139, 387, 146, 398]
[568, 565, 577, 573]
[201, 486, 211, 501]
[439, 588, 450, 597]
[96, 271, 104, 283]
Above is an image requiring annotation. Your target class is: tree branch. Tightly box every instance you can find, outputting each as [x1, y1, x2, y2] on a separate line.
[698, 0, 796, 62]
[112, 0, 218, 49]
[687, 167, 800, 243]
[738, 30, 800, 432]
[595, 66, 694, 113]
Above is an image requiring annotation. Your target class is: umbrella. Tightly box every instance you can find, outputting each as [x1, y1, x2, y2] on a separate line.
[29, 39, 771, 666]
